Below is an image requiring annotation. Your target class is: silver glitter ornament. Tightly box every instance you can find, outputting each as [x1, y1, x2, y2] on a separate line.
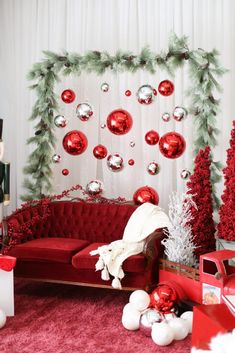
[101, 82, 109, 92]
[54, 115, 67, 128]
[52, 154, 61, 163]
[76, 103, 93, 121]
[147, 162, 160, 175]
[173, 106, 188, 122]
[136, 85, 155, 105]
[161, 112, 171, 122]
[107, 153, 124, 172]
[86, 180, 103, 195]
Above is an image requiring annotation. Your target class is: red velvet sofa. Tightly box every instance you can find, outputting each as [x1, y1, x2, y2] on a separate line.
[3, 200, 165, 291]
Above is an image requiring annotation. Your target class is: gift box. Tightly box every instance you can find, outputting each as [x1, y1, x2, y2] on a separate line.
[191, 303, 235, 350]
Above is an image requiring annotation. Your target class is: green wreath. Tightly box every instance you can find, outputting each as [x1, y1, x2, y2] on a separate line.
[22, 33, 226, 206]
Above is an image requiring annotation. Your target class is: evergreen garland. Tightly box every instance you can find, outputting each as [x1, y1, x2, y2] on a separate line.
[22, 33, 226, 203]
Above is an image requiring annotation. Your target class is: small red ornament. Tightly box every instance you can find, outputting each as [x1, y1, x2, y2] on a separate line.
[128, 159, 135, 166]
[125, 90, 132, 97]
[153, 88, 157, 96]
[145, 130, 160, 145]
[62, 169, 69, 176]
[93, 144, 108, 159]
[62, 130, 88, 155]
[61, 89, 76, 103]
[158, 80, 174, 96]
[107, 109, 133, 135]
[133, 186, 159, 205]
[159, 132, 186, 159]
[150, 284, 178, 313]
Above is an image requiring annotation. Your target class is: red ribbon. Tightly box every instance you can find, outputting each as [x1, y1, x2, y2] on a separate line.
[0, 255, 16, 271]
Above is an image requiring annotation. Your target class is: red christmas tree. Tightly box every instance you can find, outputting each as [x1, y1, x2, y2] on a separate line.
[187, 146, 216, 257]
[217, 121, 235, 240]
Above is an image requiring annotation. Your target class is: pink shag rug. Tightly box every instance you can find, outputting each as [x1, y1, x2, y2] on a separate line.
[0, 279, 191, 353]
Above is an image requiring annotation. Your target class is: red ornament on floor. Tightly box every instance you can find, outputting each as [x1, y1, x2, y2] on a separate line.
[133, 186, 159, 205]
[62, 130, 88, 155]
[158, 80, 174, 96]
[159, 132, 186, 159]
[61, 89, 76, 103]
[107, 109, 133, 135]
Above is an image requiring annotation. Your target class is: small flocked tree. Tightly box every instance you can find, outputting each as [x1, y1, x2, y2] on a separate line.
[162, 192, 197, 267]
[187, 146, 216, 257]
[217, 121, 235, 241]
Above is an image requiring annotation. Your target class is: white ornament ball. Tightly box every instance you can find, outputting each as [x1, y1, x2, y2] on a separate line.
[129, 290, 150, 312]
[122, 307, 141, 331]
[180, 311, 193, 333]
[168, 317, 189, 340]
[122, 303, 137, 315]
[151, 321, 174, 346]
[0, 309, 6, 329]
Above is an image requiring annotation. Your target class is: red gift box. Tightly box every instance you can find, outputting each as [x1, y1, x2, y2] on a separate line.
[191, 303, 235, 350]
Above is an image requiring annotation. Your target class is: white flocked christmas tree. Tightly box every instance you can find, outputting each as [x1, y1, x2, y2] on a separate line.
[162, 192, 197, 267]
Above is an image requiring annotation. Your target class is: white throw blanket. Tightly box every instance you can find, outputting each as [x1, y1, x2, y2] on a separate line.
[90, 202, 171, 289]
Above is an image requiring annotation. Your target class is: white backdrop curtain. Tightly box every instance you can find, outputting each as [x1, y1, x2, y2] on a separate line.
[0, 0, 234, 215]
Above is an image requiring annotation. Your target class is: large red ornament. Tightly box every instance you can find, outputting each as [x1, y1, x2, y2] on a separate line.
[145, 130, 160, 145]
[93, 144, 107, 159]
[159, 132, 186, 159]
[158, 80, 174, 96]
[133, 186, 159, 205]
[61, 89, 76, 103]
[150, 284, 178, 313]
[107, 109, 133, 135]
[62, 130, 88, 155]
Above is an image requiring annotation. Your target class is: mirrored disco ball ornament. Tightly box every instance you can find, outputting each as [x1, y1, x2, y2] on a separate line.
[107, 109, 133, 135]
[54, 115, 67, 128]
[161, 112, 171, 122]
[173, 106, 188, 122]
[107, 153, 124, 172]
[147, 162, 160, 175]
[101, 82, 109, 92]
[139, 309, 162, 337]
[62, 130, 88, 155]
[136, 85, 155, 105]
[133, 186, 159, 205]
[76, 103, 93, 121]
[86, 180, 103, 195]
[159, 132, 186, 159]
[180, 169, 191, 180]
[52, 154, 61, 163]
[61, 89, 76, 103]
[158, 80, 174, 96]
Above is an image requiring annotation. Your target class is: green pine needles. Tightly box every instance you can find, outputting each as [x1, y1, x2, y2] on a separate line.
[22, 33, 226, 206]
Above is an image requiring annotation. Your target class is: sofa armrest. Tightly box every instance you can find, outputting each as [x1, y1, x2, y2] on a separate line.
[142, 228, 168, 292]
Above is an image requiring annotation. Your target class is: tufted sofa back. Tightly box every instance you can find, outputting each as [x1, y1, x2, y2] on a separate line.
[7, 201, 138, 244]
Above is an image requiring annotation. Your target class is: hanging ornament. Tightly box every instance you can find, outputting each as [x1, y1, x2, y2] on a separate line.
[173, 106, 188, 122]
[61, 89, 76, 103]
[107, 153, 124, 172]
[129, 141, 135, 148]
[145, 130, 160, 145]
[133, 186, 159, 205]
[62, 168, 69, 176]
[93, 144, 108, 159]
[159, 132, 186, 159]
[161, 112, 171, 122]
[54, 115, 67, 128]
[136, 85, 155, 105]
[101, 82, 109, 92]
[128, 159, 135, 166]
[52, 154, 61, 163]
[100, 123, 106, 129]
[106, 109, 133, 135]
[86, 180, 103, 195]
[62, 130, 88, 155]
[180, 169, 191, 180]
[153, 88, 157, 96]
[125, 90, 132, 97]
[76, 103, 93, 121]
[147, 162, 160, 175]
[150, 284, 178, 313]
[139, 309, 162, 337]
[158, 80, 174, 96]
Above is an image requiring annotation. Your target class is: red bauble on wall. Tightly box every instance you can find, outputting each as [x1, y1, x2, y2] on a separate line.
[106, 109, 133, 135]
[133, 186, 159, 205]
[159, 132, 186, 159]
[61, 89, 76, 103]
[93, 144, 108, 159]
[158, 80, 174, 96]
[62, 130, 88, 155]
[145, 130, 160, 145]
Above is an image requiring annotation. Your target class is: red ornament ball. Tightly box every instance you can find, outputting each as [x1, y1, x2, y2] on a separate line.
[133, 186, 159, 205]
[145, 130, 160, 145]
[125, 90, 132, 97]
[107, 109, 133, 135]
[153, 88, 157, 96]
[158, 80, 174, 96]
[150, 284, 178, 313]
[159, 132, 186, 159]
[62, 130, 88, 155]
[93, 144, 108, 159]
[128, 159, 135, 166]
[61, 89, 76, 103]
[62, 168, 69, 176]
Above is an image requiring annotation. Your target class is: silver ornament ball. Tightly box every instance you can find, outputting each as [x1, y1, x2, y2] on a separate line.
[180, 169, 191, 180]
[86, 180, 103, 195]
[100, 123, 106, 129]
[54, 115, 67, 128]
[107, 153, 124, 172]
[161, 112, 171, 122]
[52, 154, 61, 163]
[147, 162, 160, 175]
[173, 106, 188, 122]
[136, 84, 155, 105]
[101, 82, 109, 92]
[76, 103, 93, 121]
[130, 141, 135, 148]
[139, 309, 162, 337]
